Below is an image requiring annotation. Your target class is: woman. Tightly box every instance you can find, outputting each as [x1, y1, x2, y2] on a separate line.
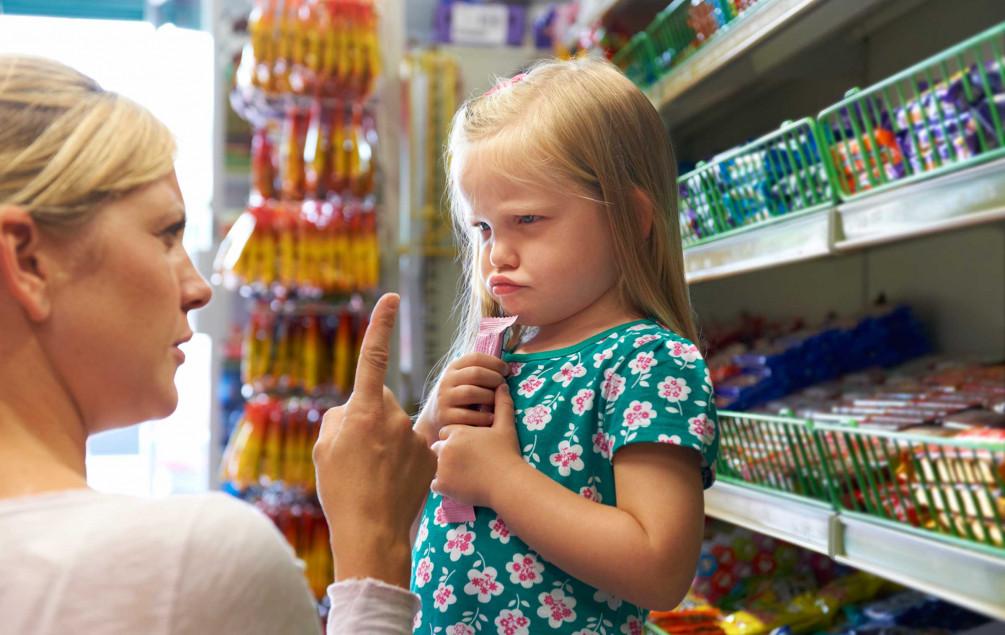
[0, 55, 431, 634]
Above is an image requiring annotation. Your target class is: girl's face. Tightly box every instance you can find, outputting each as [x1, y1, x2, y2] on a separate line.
[41, 172, 212, 434]
[460, 150, 632, 344]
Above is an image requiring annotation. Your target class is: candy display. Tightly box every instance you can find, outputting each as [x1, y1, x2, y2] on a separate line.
[708, 304, 929, 412]
[819, 25, 1005, 197]
[242, 303, 368, 396]
[221, 395, 327, 492]
[245, 0, 380, 100]
[224, 199, 379, 296]
[678, 120, 834, 245]
[649, 522, 1000, 634]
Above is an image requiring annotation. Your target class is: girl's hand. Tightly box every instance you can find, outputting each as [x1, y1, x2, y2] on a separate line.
[414, 352, 509, 446]
[431, 384, 525, 508]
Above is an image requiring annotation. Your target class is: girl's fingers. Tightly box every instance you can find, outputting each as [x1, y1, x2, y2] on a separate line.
[442, 407, 494, 427]
[445, 367, 506, 390]
[445, 385, 496, 408]
[448, 353, 509, 377]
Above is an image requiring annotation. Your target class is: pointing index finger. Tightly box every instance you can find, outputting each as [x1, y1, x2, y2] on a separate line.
[352, 293, 399, 403]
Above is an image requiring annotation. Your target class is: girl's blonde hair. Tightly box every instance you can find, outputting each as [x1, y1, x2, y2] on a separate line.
[0, 55, 175, 228]
[438, 56, 697, 380]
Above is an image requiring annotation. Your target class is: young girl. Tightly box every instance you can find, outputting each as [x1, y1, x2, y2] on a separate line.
[411, 57, 719, 634]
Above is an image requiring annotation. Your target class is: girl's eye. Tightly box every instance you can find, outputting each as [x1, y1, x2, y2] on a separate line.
[475, 221, 491, 235]
[516, 215, 539, 225]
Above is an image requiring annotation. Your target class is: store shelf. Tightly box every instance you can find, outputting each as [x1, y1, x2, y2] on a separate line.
[836, 514, 1005, 621]
[704, 482, 1005, 620]
[683, 156, 1005, 283]
[835, 155, 1005, 252]
[646, 0, 887, 125]
[705, 481, 835, 555]
[683, 208, 835, 283]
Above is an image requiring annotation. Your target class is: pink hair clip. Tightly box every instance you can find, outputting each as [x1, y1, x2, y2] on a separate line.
[484, 72, 527, 97]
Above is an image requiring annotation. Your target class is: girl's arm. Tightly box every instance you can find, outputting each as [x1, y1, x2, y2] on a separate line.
[433, 385, 705, 610]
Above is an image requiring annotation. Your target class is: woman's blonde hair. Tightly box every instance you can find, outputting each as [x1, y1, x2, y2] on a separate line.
[0, 55, 175, 228]
[437, 56, 697, 383]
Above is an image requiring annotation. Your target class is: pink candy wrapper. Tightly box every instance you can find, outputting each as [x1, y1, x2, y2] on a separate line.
[441, 315, 519, 524]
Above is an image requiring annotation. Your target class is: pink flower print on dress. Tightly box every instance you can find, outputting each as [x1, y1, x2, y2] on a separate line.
[416, 515, 429, 546]
[414, 556, 434, 588]
[552, 361, 586, 387]
[508, 362, 524, 377]
[517, 375, 544, 397]
[489, 516, 511, 544]
[592, 431, 615, 459]
[658, 376, 691, 403]
[446, 624, 475, 635]
[434, 502, 449, 527]
[494, 608, 530, 635]
[433, 583, 457, 612]
[593, 589, 624, 611]
[412, 609, 422, 630]
[537, 588, 577, 628]
[658, 433, 682, 445]
[633, 334, 661, 348]
[571, 388, 595, 415]
[463, 566, 504, 603]
[627, 351, 657, 375]
[689, 413, 716, 445]
[600, 369, 626, 401]
[623, 400, 656, 430]
[521, 404, 552, 431]
[444, 527, 476, 561]
[620, 615, 645, 635]
[572, 630, 601, 635]
[579, 484, 602, 503]
[667, 340, 702, 363]
[505, 552, 545, 588]
[592, 345, 615, 368]
[549, 440, 585, 476]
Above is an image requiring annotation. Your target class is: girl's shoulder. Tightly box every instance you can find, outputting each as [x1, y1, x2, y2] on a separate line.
[602, 320, 703, 358]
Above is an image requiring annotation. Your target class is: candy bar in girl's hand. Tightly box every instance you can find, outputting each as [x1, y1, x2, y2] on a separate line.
[440, 315, 518, 524]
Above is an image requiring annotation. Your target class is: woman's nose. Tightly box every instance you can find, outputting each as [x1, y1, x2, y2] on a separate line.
[180, 256, 212, 312]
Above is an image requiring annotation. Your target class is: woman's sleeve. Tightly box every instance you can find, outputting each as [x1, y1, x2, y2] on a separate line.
[325, 578, 420, 634]
[599, 336, 719, 488]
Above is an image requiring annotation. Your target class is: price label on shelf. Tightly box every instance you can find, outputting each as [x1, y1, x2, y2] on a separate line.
[451, 4, 509, 46]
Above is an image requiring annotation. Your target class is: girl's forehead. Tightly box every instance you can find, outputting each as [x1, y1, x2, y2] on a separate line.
[458, 142, 573, 212]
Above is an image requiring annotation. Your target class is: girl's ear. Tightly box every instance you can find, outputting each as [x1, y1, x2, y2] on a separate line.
[631, 188, 655, 240]
[0, 206, 52, 322]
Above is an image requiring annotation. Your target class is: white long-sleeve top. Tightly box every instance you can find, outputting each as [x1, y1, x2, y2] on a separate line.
[0, 489, 418, 634]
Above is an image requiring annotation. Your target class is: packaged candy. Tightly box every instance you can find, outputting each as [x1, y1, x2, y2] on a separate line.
[441, 315, 519, 523]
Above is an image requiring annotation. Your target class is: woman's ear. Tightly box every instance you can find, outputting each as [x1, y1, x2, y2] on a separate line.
[0, 206, 52, 322]
[632, 188, 655, 240]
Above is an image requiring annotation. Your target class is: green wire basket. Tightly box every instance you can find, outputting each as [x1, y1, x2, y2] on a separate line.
[612, 31, 658, 88]
[818, 20, 1005, 200]
[678, 118, 837, 246]
[716, 411, 834, 504]
[645, 0, 733, 79]
[817, 422, 1005, 554]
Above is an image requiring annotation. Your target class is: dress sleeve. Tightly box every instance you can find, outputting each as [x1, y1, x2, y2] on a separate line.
[325, 578, 420, 634]
[598, 335, 719, 488]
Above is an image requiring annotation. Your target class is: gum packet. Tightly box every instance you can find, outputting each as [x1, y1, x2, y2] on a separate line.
[441, 315, 519, 524]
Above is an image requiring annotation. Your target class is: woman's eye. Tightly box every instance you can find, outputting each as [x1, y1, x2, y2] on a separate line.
[516, 215, 539, 225]
[161, 221, 186, 246]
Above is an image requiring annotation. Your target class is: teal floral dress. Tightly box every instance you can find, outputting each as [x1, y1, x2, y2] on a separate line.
[411, 320, 718, 635]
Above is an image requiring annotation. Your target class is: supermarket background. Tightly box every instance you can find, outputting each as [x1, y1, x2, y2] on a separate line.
[2, 0, 1004, 632]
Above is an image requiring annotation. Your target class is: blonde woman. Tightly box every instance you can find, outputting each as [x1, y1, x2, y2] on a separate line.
[0, 55, 432, 634]
[412, 58, 719, 633]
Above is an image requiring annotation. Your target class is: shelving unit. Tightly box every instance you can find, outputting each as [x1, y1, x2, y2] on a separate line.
[703, 482, 1005, 620]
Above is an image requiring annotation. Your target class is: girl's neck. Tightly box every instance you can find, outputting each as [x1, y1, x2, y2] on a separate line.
[516, 292, 643, 354]
[0, 335, 89, 500]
